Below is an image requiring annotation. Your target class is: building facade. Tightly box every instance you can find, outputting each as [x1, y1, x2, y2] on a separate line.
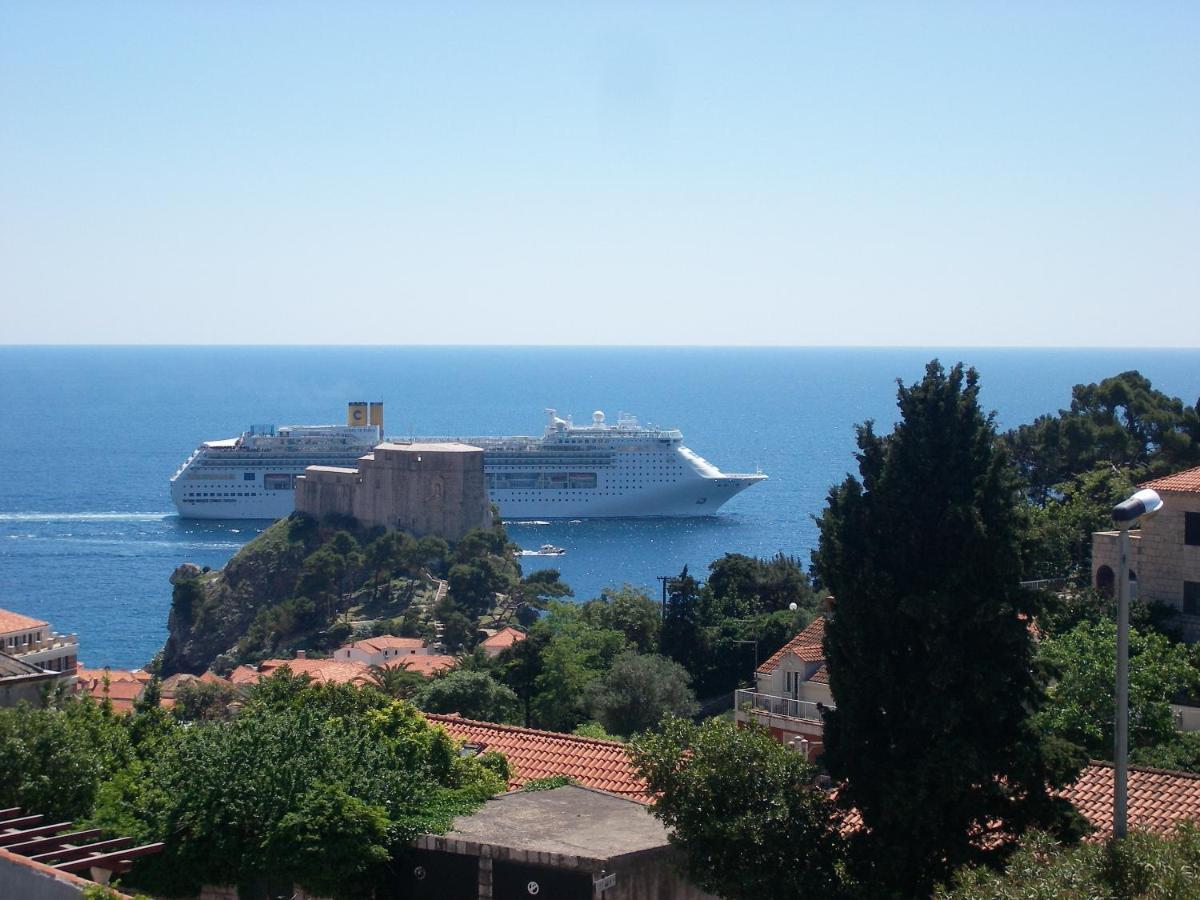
[294, 442, 493, 541]
[1092, 466, 1200, 639]
[0, 608, 78, 677]
[732, 615, 832, 759]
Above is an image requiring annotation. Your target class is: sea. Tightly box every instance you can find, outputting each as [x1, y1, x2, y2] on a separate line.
[1, 347, 1197, 670]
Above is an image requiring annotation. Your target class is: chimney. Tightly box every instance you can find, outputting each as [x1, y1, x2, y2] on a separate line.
[821, 595, 836, 618]
[295, 650, 307, 660]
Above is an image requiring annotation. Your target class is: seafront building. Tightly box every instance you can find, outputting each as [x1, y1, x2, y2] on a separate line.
[0, 606, 78, 676]
[1091, 464, 1200, 640]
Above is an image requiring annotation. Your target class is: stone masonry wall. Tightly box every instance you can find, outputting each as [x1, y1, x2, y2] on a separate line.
[295, 443, 492, 542]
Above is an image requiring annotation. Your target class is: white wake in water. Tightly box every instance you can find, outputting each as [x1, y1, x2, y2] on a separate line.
[0, 512, 170, 523]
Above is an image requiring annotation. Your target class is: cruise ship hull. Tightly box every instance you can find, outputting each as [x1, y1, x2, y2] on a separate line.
[172, 472, 765, 521]
[170, 407, 766, 521]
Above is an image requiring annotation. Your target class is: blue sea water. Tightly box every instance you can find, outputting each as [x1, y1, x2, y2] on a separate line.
[1, 346, 1197, 669]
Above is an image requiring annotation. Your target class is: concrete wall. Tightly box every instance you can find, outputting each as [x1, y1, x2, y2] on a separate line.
[757, 659, 833, 707]
[0, 848, 118, 900]
[0, 672, 57, 708]
[295, 443, 493, 542]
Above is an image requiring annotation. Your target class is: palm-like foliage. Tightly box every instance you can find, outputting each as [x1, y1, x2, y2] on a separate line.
[367, 662, 424, 700]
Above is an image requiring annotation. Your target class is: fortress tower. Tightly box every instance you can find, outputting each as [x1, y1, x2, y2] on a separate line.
[294, 442, 493, 541]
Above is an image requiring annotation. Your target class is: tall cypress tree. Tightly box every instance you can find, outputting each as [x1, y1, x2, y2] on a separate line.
[812, 361, 1084, 895]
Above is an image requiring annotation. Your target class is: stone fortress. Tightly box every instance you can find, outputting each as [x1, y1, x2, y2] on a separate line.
[295, 441, 494, 541]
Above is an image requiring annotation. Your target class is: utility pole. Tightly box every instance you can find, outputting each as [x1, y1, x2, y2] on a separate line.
[656, 575, 671, 621]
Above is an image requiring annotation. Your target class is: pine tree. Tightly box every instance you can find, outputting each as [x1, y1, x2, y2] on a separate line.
[812, 361, 1085, 895]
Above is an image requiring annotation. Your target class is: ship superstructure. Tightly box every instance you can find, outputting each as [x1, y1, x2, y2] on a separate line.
[171, 405, 766, 520]
[170, 402, 384, 519]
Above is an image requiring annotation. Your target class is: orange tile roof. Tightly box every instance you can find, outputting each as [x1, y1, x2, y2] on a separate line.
[809, 664, 830, 684]
[258, 658, 373, 685]
[426, 714, 650, 803]
[74, 668, 149, 713]
[0, 608, 48, 634]
[229, 664, 261, 685]
[1064, 762, 1200, 841]
[758, 617, 826, 674]
[1141, 466, 1200, 494]
[481, 627, 527, 649]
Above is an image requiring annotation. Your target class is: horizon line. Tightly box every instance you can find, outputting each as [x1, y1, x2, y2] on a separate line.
[2, 343, 1198, 351]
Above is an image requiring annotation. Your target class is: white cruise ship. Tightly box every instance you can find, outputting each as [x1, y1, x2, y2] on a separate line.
[170, 404, 766, 520]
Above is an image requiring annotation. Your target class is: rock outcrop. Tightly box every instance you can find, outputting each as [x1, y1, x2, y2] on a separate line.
[158, 517, 315, 676]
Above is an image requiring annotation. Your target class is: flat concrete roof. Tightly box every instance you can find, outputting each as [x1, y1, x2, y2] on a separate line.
[415, 785, 670, 869]
[375, 441, 483, 453]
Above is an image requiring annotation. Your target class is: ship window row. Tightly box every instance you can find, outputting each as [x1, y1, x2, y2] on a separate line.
[487, 472, 597, 490]
[185, 492, 262, 498]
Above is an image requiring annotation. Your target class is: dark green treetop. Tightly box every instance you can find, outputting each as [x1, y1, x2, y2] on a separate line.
[812, 360, 1085, 895]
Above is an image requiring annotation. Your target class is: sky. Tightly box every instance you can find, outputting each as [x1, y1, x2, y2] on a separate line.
[1, 3, 1197, 346]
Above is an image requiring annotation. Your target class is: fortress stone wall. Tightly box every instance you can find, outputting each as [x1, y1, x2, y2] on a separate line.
[295, 442, 493, 541]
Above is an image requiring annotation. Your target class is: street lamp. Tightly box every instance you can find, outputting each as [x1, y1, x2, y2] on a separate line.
[1110, 487, 1164, 839]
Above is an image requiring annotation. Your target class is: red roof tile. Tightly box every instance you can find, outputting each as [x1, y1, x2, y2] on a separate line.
[0, 608, 48, 635]
[1141, 466, 1200, 494]
[1064, 762, 1200, 841]
[258, 658, 374, 685]
[481, 627, 527, 649]
[758, 617, 826, 674]
[809, 664, 830, 684]
[426, 714, 650, 803]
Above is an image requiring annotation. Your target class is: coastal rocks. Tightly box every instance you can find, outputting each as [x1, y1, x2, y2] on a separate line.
[158, 518, 313, 676]
[170, 562, 203, 585]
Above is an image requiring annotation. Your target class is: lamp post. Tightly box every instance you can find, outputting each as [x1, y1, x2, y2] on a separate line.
[1110, 487, 1163, 839]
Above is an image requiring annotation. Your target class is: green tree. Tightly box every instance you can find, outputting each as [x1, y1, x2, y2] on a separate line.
[92, 674, 504, 898]
[448, 557, 512, 617]
[0, 696, 132, 822]
[508, 568, 573, 621]
[940, 825, 1200, 899]
[631, 717, 847, 900]
[1023, 465, 1136, 580]
[581, 585, 662, 653]
[660, 566, 705, 676]
[172, 679, 242, 722]
[584, 650, 697, 737]
[367, 662, 425, 700]
[1006, 371, 1200, 502]
[812, 360, 1085, 895]
[528, 604, 627, 731]
[416, 669, 520, 723]
[1038, 619, 1200, 760]
[706, 552, 819, 615]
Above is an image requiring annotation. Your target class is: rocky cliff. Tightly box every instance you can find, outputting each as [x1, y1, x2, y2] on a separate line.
[158, 516, 318, 676]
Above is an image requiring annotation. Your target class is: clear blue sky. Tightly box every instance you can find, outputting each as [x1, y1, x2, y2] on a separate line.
[2, 3, 1197, 345]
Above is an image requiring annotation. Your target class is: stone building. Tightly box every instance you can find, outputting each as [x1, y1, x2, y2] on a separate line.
[1092, 465, 1200, 640]
[294, 442, 493, 541]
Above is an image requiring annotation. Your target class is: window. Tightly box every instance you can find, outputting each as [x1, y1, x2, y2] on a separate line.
[1186, 512, 1200, 547]
[1185, 581, 1200, 616]
[244, 472, 256, 481]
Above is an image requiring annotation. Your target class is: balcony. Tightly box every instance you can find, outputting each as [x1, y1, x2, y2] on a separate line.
[734, 689, 828, 724]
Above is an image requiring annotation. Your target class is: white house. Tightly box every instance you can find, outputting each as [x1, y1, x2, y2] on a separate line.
[0, 607, 78, 676]
[334, 635, 434, 667]
[733, 615, 833, 759]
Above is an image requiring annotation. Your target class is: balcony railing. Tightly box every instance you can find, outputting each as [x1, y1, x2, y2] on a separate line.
[736, 689, 828, 723]
[12, 634, 78, 655]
